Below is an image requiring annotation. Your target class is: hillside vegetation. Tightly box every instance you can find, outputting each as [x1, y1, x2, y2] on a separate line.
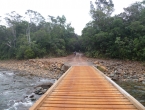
[81, 0, 145, 61]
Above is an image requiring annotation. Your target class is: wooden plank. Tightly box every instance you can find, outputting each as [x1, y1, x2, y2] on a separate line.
[45, 98, 129, 102]
[57, 85, 114, 87]
[52, 91, 122, 94]
[55, 87, 116, 89]
[53, 90, 120, 93]
[29, 66, 144, 110]
[55, 87, 118, 90]
[54, 89, 118, 91]
[48, 96, 126, 99]
[41, 104, 136, 109]
[38, 107, 138, 110]
[53, 90, 119, 92]
[51, 92, 123, 96]
[43, 100, 132, 105]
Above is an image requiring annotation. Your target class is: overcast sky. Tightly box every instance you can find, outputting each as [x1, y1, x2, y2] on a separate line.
[0, 0, 143, 35]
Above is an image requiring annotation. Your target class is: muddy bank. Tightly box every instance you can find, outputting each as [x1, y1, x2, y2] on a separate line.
[90, 58, 145, 83]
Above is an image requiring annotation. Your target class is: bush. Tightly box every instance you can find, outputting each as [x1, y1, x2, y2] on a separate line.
[24, 48, 35, 59]
[16, 45, 35, 59]
[55, 49, 66, 56]
[16, 45, 26, 59]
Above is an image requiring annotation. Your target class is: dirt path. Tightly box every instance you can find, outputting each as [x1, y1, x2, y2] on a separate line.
[65, 54, 145, 83]
[65, 53, 91, 66]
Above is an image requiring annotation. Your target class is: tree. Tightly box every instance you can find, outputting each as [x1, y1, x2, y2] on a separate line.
[25, 10, 45, 44]
[4, 11, 23, 48]
[81, 0, 145, 60]
[0, 10, 77, 59]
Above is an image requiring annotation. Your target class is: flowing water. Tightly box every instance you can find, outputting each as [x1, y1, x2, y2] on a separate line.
[0, 69, 55, 110]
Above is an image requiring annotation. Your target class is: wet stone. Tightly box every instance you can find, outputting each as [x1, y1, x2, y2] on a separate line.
[132, 79, 138, 82]
[112, 75, 119, 81]
[37, 92, 42, 95]
[31, 97, 36, 101]
[34, 87, 43, 94]
[138, 77, 144, 82]
[29, 93, 35, 98]
[142, 81, 145, 84]
[109, 73, 114, 77]
[41, 89, 47, 94]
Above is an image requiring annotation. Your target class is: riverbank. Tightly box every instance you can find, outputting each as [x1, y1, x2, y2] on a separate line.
[0, 57, 70, 109]
[1, 56, 145, 83]
[0, 57, 70, 79]
[89, 58, 145, 83]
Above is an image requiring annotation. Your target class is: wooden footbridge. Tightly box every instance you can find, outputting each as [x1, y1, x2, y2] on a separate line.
[30, 66, 145, 110]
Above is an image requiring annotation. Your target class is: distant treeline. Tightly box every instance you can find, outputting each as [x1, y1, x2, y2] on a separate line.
[0, 10, 80, 59]
[1, 0, 145, 61]
[81, 0, 145, 61]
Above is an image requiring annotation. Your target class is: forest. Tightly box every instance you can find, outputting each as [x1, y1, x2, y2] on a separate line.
[81, 0, 145, 60]
[0, 10, 80, 59]
[0, 0, 145, 60]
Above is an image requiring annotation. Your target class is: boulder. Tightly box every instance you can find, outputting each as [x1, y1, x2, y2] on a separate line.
[36, 82, 53, 89]
[132, 79, 138, 82]
[94, 61, 99, 64]
[61, 65, 65, 72]
[100, 66, 108, 72]
[34, 87, 43, 94]
[123, 75, 128, 79]
[34, 86, 48, 95]
[116, 68, 122, 74]
[97, 65, 108, 72]
[37, 91, 43, 95]
[109, 73, 115, 77]
[61, 65, 70, 72]
[138, 77, 144, 82]
[29, 93, 35, 98]
[57, 63, 64, 69]
[55, 70, 61, 74]
[142, 80, 145, 84]
[31, 97, 36, 101]
[132, 75, 137, 79]
[41, 89, 47, 94]
[112, 75, 119, 81]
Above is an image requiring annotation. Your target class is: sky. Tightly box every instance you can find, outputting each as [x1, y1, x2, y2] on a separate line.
[0, 0, 143, 35]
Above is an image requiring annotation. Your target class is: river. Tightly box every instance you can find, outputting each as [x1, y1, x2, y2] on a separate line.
[0, 69, 55, 110]
[0, 69, 145, 110]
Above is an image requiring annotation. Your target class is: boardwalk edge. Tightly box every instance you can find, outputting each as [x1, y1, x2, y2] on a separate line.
[93, 66, 145, 110]
[29, 66, 72, 110]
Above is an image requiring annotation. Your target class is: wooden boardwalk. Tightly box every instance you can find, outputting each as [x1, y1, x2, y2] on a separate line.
[30, 66, 145, 110]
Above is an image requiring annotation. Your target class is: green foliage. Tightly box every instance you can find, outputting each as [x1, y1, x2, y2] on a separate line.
[24, 48, 35, 59]
[0, 11, 79, 59]
[82, 0, 145, 61]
